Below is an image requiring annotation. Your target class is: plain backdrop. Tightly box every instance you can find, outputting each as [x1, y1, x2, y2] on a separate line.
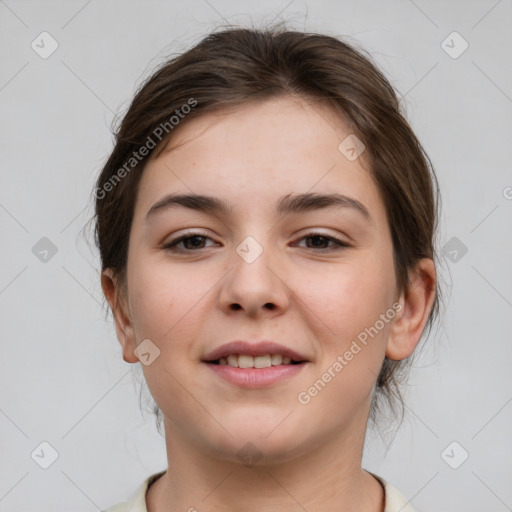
[1, 1, 511, 511]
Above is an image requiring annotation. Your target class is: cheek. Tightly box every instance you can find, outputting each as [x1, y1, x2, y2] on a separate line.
[127, 258, 218, 442]
[127, 255, 215, 341]
[294, 257, 395, 411]
[295, 256, 395, 342]
[293, 262, 395, 427]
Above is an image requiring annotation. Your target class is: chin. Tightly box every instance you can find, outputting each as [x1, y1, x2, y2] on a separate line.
[197, 420, 310, 466]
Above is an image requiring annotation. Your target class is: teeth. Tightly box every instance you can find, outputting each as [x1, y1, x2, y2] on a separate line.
[227, 354, 238, 367]
[238, 355, 254, 368]
[216, 354, 297, 368]
[254, 355, 271, 368]
[271, 354, 283, 365]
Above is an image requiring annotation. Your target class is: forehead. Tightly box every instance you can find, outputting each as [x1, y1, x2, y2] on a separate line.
[156, 95, 358, 166]
[135, 95, 385, 223]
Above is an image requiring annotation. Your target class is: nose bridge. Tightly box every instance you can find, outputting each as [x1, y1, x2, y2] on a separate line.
[218, 231, 289, 314]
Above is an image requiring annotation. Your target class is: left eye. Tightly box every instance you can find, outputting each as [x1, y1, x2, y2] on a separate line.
[163, 232, 349, 252]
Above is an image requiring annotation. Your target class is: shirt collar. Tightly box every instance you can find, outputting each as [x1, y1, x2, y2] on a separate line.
[120, 469, 416, 512]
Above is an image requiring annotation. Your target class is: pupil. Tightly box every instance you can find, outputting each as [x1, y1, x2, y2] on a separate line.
[187, 236, 204, 249]
[310, 236, 325, 247]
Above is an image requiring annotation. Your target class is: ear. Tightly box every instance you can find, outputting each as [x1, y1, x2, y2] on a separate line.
[386, 258, 436, 361]
[101, 268, 139, 363]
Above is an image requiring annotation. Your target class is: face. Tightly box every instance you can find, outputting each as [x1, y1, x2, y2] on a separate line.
[116, 95, 402, 463]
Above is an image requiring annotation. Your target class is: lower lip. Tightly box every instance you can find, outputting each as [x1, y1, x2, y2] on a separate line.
[204, 362, 307, 388]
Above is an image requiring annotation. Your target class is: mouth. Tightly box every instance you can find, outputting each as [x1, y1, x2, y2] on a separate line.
[201, 340, 309, 367]
[203, 357, 307, 388]
[206, 354, 305, 367]
[201, 341, 309, 388]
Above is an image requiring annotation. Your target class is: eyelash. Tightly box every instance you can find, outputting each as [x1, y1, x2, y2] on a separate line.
[163, 232, 350, 253]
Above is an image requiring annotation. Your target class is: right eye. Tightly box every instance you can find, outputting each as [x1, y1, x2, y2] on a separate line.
[163, 232, 218, 252]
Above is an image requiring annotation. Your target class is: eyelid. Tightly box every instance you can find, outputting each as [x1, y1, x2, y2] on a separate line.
[163, 228, 212, 242]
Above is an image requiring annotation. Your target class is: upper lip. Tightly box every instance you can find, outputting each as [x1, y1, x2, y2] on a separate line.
[202, 341, 309, 362]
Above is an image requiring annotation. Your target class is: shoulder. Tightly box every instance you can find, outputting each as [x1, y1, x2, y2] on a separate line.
[102, 504, 129, 512]
[368, 471, 417, 512]
[102, 470, 166, 512]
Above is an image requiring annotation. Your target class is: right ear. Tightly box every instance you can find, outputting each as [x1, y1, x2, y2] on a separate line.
[101, 269, 139, 363]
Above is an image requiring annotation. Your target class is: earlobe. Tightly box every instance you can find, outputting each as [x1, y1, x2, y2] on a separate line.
[101, 269, 139, 364]
[385, 258, 436, 361]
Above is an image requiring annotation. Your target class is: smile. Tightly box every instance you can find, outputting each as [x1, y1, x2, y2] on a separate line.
[211, 353, 301, 367]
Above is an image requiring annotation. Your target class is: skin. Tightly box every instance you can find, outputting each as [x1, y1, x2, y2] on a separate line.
[102, 95, 436, 512]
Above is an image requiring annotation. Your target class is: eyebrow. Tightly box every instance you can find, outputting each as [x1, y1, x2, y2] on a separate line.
[145, 192, 372, 223]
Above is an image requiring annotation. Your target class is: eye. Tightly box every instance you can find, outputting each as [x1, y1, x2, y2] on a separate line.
[294, 232, 350, 251]
[163, 231, 350, 253]
[163, 232, 217, 252]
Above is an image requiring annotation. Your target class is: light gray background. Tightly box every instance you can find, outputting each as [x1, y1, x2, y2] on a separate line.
[1, 1, 511, 511]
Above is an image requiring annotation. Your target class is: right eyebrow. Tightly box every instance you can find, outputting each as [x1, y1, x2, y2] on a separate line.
[145, 194, 232, 222]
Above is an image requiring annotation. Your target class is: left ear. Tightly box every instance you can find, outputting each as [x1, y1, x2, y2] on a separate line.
[386, 258, 436, 361]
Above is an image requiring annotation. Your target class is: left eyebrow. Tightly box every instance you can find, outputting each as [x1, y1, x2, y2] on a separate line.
[144, 192, 372, 223]
[276, 192, 371, 221]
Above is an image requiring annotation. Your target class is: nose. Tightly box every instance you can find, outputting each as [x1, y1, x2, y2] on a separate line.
[217, 240, 290, 318]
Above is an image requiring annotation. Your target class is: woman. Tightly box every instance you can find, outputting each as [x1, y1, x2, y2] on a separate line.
[96, 25, 440, 512]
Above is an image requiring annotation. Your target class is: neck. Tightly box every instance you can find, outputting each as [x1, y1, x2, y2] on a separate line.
[146, 420, 385, 512]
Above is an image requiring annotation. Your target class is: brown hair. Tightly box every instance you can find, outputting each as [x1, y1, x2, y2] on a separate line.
[92, 25, 442, 433]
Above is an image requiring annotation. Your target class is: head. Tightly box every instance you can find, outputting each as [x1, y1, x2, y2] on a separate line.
[93, 26, 440, 459]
